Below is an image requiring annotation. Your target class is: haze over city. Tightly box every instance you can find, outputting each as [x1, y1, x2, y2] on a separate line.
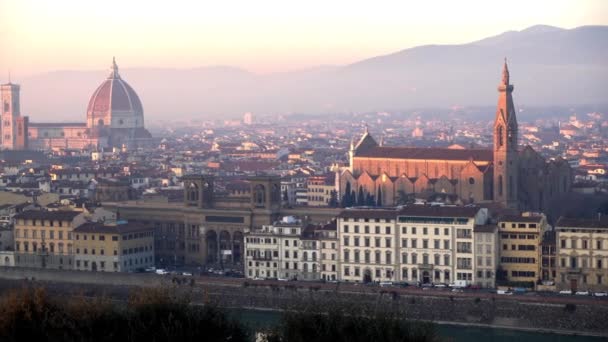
[0, 1, 608, 341]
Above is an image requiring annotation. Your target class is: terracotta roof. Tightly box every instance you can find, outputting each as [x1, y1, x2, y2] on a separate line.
[555, 217, 608, 230]
[498, 215, 543, 223]
[398, 205, 480, 218]
[14, 210, 82, 221]
[356, 146, 493, 162]
[74, 221, 152, 234]
[86, 60, 143, 117]
[29, 122, 87, 127]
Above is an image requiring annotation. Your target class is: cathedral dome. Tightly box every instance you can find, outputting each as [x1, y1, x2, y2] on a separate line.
[86, 58, 144, 129]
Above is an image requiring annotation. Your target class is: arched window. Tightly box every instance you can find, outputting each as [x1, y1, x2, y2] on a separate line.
[498, 175, 503, 197]
[497, 125, 504, 147]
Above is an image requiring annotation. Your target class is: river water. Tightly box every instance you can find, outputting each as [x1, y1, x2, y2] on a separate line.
[229, 308, 604, 342]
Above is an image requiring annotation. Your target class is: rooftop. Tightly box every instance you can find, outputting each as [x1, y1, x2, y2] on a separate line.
[73, 221, 152, 234]
[555, 217, 608, 230]
[14, 210, 82, 221]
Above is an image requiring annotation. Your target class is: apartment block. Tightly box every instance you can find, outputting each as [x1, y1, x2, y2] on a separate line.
[555, 217, 608, 292]
[337, 206, 490, 286]
[73, 221, 154, 272]
[497, 213, 547, 287]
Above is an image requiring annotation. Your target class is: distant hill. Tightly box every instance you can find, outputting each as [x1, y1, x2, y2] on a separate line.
[17, 25, 608, 122]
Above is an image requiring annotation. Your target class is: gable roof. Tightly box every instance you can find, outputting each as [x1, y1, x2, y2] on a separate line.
[355, 146, 493, 162]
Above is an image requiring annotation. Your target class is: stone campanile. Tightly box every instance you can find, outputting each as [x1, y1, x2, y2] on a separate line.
[493, 59, 519, 209]
[1, 81, 28, 150]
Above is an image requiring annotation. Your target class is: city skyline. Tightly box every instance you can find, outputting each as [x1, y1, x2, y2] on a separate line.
[1, 0, 607, 76]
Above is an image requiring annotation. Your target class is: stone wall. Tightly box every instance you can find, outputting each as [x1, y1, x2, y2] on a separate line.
[0, 267, 606, 336]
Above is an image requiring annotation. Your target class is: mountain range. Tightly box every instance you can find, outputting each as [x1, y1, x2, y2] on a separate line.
[16, 25, 608, 122]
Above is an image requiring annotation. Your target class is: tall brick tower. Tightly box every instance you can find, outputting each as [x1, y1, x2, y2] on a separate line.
[1, 81, 28, 150]
[493, 59, 518, 209]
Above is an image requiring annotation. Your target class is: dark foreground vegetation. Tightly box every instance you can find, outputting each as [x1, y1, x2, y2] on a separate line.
[0, 286, 439, 342]
[262, 308, 439, 342]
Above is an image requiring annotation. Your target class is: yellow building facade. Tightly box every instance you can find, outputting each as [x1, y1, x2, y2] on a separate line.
[14, 210, 87, 269]
[498, 214, 547, 287]
[73, 222, 154, 272]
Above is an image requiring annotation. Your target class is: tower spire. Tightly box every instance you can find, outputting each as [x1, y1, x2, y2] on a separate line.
[501, 57, 510, 86]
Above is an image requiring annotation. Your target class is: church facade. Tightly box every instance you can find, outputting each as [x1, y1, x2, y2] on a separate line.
[340, 61, 572, 211]
[0, 58, 151, 151]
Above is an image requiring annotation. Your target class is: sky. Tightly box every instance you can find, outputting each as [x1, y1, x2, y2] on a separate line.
[1, 0, 607, 77]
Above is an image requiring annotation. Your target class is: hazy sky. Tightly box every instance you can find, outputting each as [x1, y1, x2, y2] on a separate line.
[1, 0, 607, 77]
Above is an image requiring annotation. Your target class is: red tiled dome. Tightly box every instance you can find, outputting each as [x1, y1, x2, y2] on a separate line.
[86, 58, 143, 119]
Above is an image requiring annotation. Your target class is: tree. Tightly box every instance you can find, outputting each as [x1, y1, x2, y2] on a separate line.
[342, 182, 352, 207]
[329, 190, 339, 208]
[396, 190, 414, 205]
[357, 186, 365, 206]
[262, 306, 439, 342]
[365, 193, 375, 206]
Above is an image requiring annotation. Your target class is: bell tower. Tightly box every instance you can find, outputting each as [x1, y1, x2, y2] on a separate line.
[182, 174, 214, 208]
[493, 59, 518, 209]
[1, 81, 20, 149]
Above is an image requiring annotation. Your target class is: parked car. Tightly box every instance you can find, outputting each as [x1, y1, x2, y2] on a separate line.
[434, 283, 447, 288]
[155, 269, 169, 275]
[593, 291, 607, 297]
[575, 290, 590, 296]
[558, 290, 572, 295]
[145, 266, 156, 272]
[451, 288, 464, 293]
[182, 272, 193, 276]
[497, 290, 513, 295]
[379, 281, 393, 287]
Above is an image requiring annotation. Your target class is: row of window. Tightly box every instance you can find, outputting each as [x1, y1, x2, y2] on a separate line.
[343, 236, 393, 248]
[500, 257, 536, 264]
[402, 238, 451, 250]
[16, 229, 70, 240]
[501, 244, 536, 251]
[559, 273, 604, 285]
[560, 257, 604, 269]
[560, 239, 603, 250]
[500, 234, 537, 240]
[342, 218, 391, 223]
[75, 256, 153, 270]
[499, 222, 538, 229]
[15, 241, 71, 253]
[17, 219, 66, 227]
[343, 225, 393, 235]
[511, 271, 536, 277]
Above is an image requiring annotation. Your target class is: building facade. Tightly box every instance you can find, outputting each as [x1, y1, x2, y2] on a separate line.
[555, 217, 608, 292]
[340, 61, 572, 211]
[474, 224, 498, 288]
[497, 214, 547, 287]
[13, 210, 87, 269]
[73, 221, 154, 272]
[1, 82, 28, 150]
[337, 206, 490, 286]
